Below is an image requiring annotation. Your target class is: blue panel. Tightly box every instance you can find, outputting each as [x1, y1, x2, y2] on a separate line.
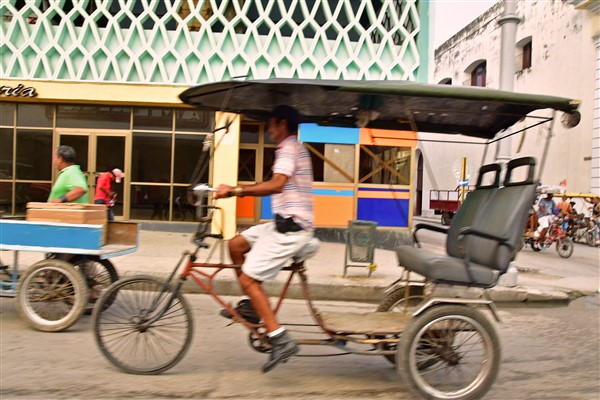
[357, 198, 410, 227]
[0, 221, 103, 250]
[260, 196, 273, 219]
[313, 189, 354, 196]
[299, 123, 359, 144]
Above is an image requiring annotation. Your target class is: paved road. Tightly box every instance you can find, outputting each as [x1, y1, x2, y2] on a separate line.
[1, 294, 598, 399]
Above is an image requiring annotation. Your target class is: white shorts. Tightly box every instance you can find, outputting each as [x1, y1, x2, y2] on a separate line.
[537, 215, 554, 230]
[240, 222, 313, 282]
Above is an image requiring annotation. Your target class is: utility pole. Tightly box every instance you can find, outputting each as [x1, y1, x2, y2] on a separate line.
[497, 0, 522, 287]
[495, 0, 521, 164]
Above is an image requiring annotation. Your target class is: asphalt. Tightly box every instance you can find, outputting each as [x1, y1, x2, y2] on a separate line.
[7, 221, 599, 305]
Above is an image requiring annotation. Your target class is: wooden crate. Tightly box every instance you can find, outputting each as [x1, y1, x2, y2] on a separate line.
[26, 202, 108, 244]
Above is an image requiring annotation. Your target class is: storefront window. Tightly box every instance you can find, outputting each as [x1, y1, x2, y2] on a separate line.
[171, 186, 198, 222]
[176, 109, 211, 132]
[130, 184, 170, 220]
[133, 107, 173, 131]
[16, 129, 52, 180]
[303, 143, 325, 182]
[132, 132, 172, 183]
[0, 128, 14, 178]
[57, 105, 131, 129]
[60, 135, 89, 172]
[359, 145, 411, 185]
[174, 133, 207, 184]
[262, 147, 276, 181]
[238, 149, 256, 182]
[0, 181, 12, 214]
[240, 123, 260, 144]
[14, 182, 52, 213]
[17, 104, 53, 127]
[0, 103, 15, 126]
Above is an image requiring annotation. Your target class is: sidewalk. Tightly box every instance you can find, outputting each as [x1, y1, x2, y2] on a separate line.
[7, 228, 599, 304]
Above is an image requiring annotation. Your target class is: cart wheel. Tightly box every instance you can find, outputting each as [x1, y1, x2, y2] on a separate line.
[397, 305, 500, 400]
[556, 237, 574, 258]
[92, 275, 193, 375]
[15, 259, 89, 332]
[375, 287, 426, 365]
[68, 256, 118, 315]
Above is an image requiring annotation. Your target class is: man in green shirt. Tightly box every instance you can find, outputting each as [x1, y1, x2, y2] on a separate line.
[48, 145, 88, 204]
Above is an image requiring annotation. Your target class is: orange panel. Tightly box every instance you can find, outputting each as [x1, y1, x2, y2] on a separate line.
[360, 128, 417, 147]
[236, 196, 255, 218]
[313, 195, 354, 227]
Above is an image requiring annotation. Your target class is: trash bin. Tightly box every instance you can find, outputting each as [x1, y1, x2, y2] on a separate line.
[344, 220, 378, 277]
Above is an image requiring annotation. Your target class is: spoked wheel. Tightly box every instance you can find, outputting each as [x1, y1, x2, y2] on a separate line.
[248, 329, 271, 353]
[92, 276, 193, 375]
[585, 231, 595, 246]
[15, 259, 88, 332]
[69, 256, 118, 314]
[530, 239, 543, 252]
[376, 287, 426, 365]
[556, 237, 574, 258]
[397, 305, 500, 400]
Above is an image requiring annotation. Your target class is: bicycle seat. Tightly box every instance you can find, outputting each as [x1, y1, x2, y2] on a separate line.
[292, 237, 321, 263]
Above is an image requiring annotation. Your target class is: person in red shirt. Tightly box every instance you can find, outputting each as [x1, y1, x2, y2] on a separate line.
[94, 168, 122, 221]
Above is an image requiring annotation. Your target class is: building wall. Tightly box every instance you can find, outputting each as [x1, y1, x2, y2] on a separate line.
[421, 0, 598, 220]
[0, 1, 428, 231]
[1, 0, 426, 86]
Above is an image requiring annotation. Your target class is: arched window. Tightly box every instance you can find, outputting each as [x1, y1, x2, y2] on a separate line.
[438, 78, 452, 85]
[470, 62, 486, 87]
[517, 37, 532, 71]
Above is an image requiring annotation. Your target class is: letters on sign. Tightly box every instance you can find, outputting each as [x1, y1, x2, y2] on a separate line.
[0, 84, 38, 97]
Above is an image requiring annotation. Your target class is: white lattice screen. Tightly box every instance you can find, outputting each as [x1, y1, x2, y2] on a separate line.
[0, 0, 422, 84]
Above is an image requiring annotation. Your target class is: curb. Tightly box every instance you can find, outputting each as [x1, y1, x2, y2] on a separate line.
[119, 270, 575, 305]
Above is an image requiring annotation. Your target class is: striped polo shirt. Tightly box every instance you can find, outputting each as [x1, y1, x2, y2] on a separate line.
[271, 135, 314, 231]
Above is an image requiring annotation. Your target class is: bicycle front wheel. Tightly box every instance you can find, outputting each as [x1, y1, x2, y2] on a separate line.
[92, 276, 193, 375]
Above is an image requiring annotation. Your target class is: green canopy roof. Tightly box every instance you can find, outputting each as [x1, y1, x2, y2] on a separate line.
[179, 79, 581, 139]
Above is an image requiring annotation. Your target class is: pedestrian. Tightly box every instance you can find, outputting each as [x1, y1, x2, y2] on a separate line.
[214, 105, 314, 373]
[48, 145, 88, 204]
[94, 168, 123, 221]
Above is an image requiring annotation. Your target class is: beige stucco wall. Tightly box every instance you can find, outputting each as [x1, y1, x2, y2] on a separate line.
[427, 1, 596, 209]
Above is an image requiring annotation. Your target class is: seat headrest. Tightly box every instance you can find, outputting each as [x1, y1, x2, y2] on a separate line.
[504, 157, 536, 187]
[476, 163, 502, 189]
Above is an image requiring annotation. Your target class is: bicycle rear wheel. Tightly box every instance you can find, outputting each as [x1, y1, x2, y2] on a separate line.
[69, 256, 118, 315]
[92, 276, 193, 375]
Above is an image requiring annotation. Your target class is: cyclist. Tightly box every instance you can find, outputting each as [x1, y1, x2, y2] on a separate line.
[214, 105, 314, 373]
[535, 193, 556, 243]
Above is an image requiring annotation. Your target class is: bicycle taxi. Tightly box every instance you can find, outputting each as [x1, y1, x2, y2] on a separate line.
[92, 79, 580, 400]
[0, 204, 139, 332]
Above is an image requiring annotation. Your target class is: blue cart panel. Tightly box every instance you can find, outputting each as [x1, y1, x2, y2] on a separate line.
[0, 220, 138, 259]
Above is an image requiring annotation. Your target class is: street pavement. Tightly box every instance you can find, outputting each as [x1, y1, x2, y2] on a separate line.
[5, 219, 599, 304]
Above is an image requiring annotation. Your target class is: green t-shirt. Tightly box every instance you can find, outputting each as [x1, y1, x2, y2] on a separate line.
[48, 165, 88, 204]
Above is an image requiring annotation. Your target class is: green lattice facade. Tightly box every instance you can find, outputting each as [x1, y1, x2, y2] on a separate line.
[1, 0, 430, 84]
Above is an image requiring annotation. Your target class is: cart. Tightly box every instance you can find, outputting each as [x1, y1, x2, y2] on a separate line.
[0, 219, 139, 332]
